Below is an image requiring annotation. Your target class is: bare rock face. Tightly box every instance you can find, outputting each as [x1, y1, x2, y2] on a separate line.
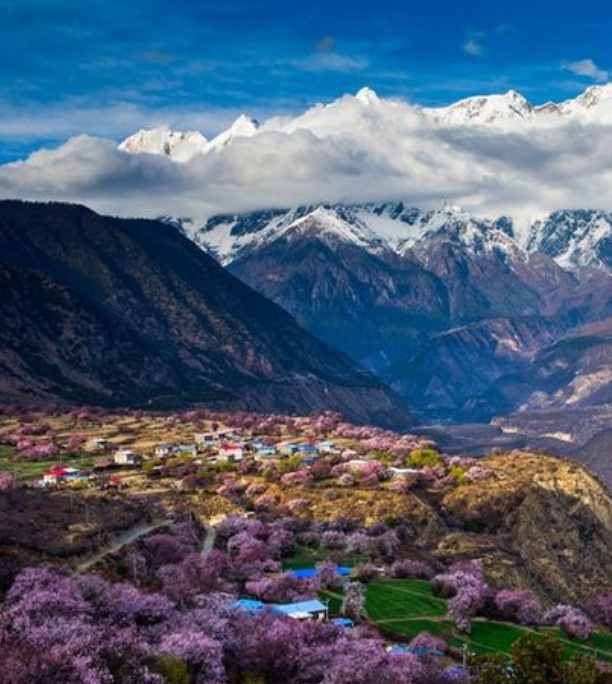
[0, 200, 409, 427]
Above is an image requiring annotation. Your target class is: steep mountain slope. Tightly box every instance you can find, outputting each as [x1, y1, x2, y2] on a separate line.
[490, 318, 612, 414]
[0, 200, 409, 426]
[230, 227, 447, 373]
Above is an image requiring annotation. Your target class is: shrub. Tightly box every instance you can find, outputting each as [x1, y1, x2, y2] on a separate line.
[408, 448, 441, 469]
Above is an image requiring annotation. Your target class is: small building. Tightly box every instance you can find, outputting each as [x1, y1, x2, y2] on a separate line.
[174, 444, 197, 456]
[316, 441, 337, 454]
[218, 443, 245, 461]
[114, 449, 138, 466]
[86, 438, 109, 452]
[43, 467, 67, 485]
[42, 466, 80, 485]
[233, 598, 266, 613]
[389, 467, 420, 478]
[155, 444, 174, 458]
[290, 566, 351, 580]
[195, 430, 233, 445]
[254, 446, 278, 461]
[330, 617, 354, 628]
[271, 599, 327, 621]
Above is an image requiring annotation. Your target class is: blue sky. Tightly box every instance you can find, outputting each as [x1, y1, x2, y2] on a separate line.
[1, 0, 611, 161]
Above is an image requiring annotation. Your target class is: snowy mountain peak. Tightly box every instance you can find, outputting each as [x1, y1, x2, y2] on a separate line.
[401, 206, 521, 261]
[118, 127, 209, 162]
[574, 83, 612, 108]
[185, 202, 529, 266]
[526, 209, 612, 270]
[355, 87, 380, 106]
[430, 89, 534, 125]
[207, 114, 260, 151]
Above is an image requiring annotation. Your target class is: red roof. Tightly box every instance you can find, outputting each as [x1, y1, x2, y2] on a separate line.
[45, 467, 68, 477]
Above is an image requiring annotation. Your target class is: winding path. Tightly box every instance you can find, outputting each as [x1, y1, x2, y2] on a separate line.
[75, 518, 172, 573]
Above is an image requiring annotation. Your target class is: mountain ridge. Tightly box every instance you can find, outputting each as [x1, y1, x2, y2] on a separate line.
[179, 202, 612, 423]
[0, 200, 410, 427]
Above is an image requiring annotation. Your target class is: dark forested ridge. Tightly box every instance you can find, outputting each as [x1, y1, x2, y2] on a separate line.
[0, 201, 408, 427]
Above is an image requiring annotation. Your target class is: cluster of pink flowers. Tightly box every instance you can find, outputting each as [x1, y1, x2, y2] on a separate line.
[544, 604, 593, 640]
[432, 562, 488, 633]
[494, 589, 542, 626]
[14, 438, 60, 461]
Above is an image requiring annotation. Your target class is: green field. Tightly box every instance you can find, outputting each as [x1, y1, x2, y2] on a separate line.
[321, 578, 612, 662]
[282, 544, 366, 570]
[0, 445, 96, 481]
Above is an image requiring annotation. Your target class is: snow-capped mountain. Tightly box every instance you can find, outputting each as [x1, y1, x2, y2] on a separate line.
[187, 202, 523, 267]
[206, 114, 260, 151]
[398, 206, 520, 261]
[527, 210, 612, 270]
[118, 115, 259, 162]
[184, 201, 612, 280]
[425, 90, 535, 125]
[117, 82, 612, 167]
[210, 199, 612, 423]
[118, 127, 209, 162]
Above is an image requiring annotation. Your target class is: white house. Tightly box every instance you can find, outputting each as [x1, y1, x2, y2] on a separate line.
[195, 430, 233, 445]
[155, 444, 174, 458]
[218, 443, 245, 461]
[86, 438, 109, 452]
[389, 467, 421, 478]
[271, 599, 327, 621]
[316, 441, 338, 454]
[114, 449, 138, 466]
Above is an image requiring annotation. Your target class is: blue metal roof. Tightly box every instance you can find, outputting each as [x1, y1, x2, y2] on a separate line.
[290, 566, 351, 579]
[271, 599, 326, 615]
[233, 598, 265, 612]
[330, 617, 354, 627]
[388, 644, 409, 654]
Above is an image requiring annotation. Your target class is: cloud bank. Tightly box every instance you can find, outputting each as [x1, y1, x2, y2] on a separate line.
[3, 90, 612, 224]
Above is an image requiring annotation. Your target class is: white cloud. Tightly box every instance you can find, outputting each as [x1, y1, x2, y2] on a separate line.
[463, 39, 484, 57]
[293, 52, 369, 73]
[5, 90, 612, 225]
[562, 58, 609, 82]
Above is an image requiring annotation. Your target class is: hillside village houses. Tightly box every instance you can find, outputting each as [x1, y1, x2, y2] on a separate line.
[34, 430, 348, 490]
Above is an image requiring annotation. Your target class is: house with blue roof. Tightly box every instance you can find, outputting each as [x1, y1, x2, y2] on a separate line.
[330, 617, 354, 628]
[316, 441, 338, 454]
[233, 598, 266, 613]
[290, 566, 351, 580]
[255, 446, 278, 460]
[271, 599, 327, 621]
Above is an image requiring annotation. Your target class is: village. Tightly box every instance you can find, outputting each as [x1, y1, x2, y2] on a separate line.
[3, 408, 612, 683]
[34, 425, 424, 492]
